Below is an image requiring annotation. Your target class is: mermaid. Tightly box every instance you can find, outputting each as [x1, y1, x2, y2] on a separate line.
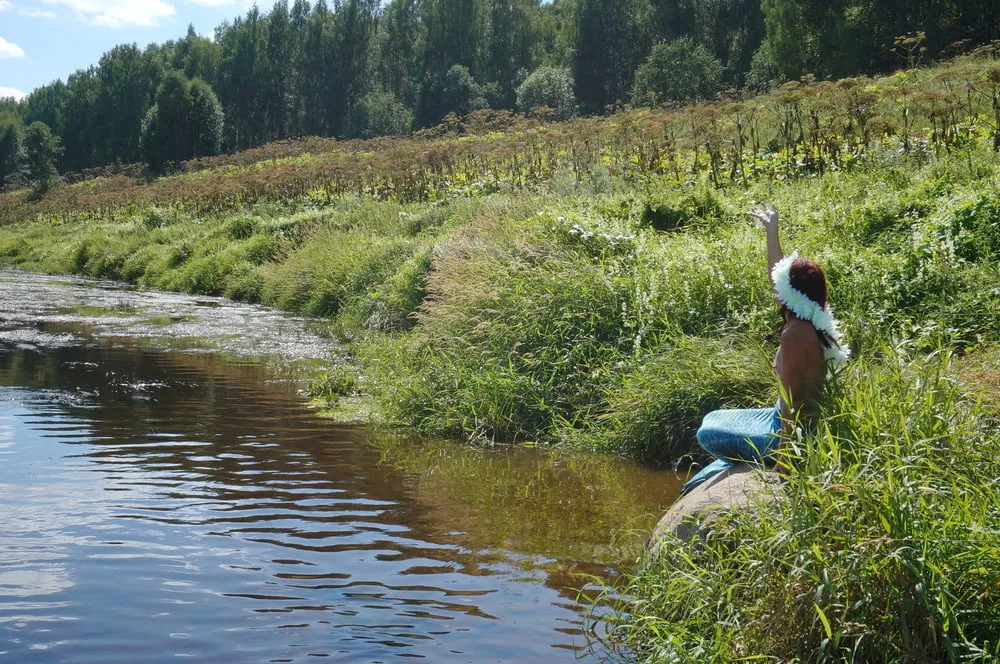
[681, 205, 849, 494]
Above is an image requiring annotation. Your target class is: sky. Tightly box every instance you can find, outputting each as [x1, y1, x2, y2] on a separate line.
[0, 0, 260, 100]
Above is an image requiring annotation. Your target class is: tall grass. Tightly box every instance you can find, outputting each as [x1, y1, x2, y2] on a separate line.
[604, 347, 1000, 662]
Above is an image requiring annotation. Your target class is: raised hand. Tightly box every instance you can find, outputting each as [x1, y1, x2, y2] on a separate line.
[748, 205, 779, 230]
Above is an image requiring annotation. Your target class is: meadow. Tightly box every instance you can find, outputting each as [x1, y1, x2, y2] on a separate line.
[3, 52, 1000, 661]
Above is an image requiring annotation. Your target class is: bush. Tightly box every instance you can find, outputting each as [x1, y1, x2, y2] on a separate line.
[631, 38, 724, 107]
[259, 229, 417, 318]
[745, 45, 782, 93]
[351, 91, 413, 139]
[141, 71, 224, 172]
[516, 66, 577, 121]
[361, 246, 432, 331]
[20, 121, 63, 198]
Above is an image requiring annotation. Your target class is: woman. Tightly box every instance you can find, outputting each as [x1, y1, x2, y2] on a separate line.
[680, 205, 849, 494]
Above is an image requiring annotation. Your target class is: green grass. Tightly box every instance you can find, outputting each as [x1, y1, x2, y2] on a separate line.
[2, 143, 1000, 463]
[602, 347, 1000, 662]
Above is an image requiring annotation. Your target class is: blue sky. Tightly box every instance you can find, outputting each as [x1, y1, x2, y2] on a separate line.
[0, 0, 259, 100]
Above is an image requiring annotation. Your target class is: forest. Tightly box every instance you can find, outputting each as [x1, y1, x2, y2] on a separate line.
[1, 0, 998, 182]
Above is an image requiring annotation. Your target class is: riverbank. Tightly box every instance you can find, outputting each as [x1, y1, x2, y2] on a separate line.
[2, 146, 999, 459]
[4, 54, 1000, 657]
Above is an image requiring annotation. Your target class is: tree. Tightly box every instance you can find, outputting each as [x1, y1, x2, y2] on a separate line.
[0, 115, 21, 182]
[188, 78, 225, 158]
[263, 2, 293, 141]
[60, 68, 101, 172]
[421, 0, 482, 77]
[287, 0, 312, 136]
[419, 64, 490, 126]
[141, 71, 224, 172]
[95, 43, 160, 165]
[22, 81, 67, 139]
[418, 0, 485, 124]
[573, 0, 653, 113]
[331, 0, 380, 136]
[297, 0, 335, 136]
[693, 0, 765, 88]
[351, 91, 413, 138]
[376, 0, 425, 109]
[516, 66, 576, 119]
[215, 7, 268, 149]
[651, 0, 698, 42]
[174, 24, 220, 84]
[631, 38, 724, 107]
[760, 0, 857, 80]
[483, 0, 537, 108]
[19, 121, 63, 198]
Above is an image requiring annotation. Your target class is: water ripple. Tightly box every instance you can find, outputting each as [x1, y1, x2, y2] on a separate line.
[0, 272, 684, 663]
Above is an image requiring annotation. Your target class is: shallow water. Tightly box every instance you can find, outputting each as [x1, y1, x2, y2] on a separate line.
[0, 272, 684, 663]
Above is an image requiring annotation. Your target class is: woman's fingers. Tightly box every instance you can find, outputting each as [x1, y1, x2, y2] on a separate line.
[747, 208, 778, 225]
[748, 206, 778, 225]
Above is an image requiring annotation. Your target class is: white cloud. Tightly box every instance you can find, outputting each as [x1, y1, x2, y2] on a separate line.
[20, 8, 57, 17]
[41, 0, 175, 27]
[0, 1, 11, 11]
[0, 36, 25, 58]
[0, 86, 27, 101]
[185, 0, 235, 5]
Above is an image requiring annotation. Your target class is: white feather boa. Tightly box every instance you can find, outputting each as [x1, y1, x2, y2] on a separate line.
[771, 252, 850, 365]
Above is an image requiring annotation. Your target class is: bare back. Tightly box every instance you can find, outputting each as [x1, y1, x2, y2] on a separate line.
[774, 317, 824, 429]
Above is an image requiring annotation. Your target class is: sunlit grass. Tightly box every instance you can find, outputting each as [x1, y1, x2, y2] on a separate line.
[600, 346, 1000, 662]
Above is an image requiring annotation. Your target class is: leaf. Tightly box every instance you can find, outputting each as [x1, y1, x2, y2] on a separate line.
[814, 602, 833, 640]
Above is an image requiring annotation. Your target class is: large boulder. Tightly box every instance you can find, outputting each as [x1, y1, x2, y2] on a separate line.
[648, 463, 785, 558]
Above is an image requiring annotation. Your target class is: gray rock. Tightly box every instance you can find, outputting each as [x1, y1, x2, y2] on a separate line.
[647, 463, 786, 558]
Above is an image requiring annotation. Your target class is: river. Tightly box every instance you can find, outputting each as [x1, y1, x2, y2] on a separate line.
[0, 271, 684, 663]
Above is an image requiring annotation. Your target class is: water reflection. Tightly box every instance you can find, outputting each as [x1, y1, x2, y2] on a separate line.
[0, 275, 682, 663]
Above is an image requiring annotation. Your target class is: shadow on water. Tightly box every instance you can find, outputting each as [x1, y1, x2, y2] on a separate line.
[0, 272, 684, 663]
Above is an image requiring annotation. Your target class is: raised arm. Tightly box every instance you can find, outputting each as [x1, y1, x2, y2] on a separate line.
[749, 205, 784, 292]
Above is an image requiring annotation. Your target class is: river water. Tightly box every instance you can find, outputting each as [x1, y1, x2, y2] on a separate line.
[0, 272, 684, 663]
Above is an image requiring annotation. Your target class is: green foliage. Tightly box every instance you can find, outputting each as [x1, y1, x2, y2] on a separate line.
[19, 121, 63, 198]
[351, 91, 413, 139]
[612, 350, 1000, 662]
[593, 337, 774, 461]
[5, 51, 1000, 660]
[187, 78, 224, 158]
[360, 246, 431, 331]
[141, 71, 224, 172]
[744, 45, 781, 93]
[417, 64, 491, 126]
[573, 0, 653, 112]
[444, 64, 490, 117]
[0, 115, 21, 183]
[515, 66, 576, 120]
[631, 39, 724, 107]
[12, 0, 1000, 175]
[259, 225, 419, 318]
[307, 364, 360, 404]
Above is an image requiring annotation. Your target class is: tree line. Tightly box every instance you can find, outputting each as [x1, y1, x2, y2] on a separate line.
[0, 0, 997, 183]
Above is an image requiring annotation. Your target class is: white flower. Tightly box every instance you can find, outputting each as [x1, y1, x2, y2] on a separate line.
[771, 252, 850, 364]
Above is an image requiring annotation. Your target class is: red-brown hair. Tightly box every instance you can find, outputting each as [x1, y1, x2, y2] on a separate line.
[788, 257, 827, 308]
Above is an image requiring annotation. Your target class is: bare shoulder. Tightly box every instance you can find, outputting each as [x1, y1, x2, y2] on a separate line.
[780, 319, 823, 355]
